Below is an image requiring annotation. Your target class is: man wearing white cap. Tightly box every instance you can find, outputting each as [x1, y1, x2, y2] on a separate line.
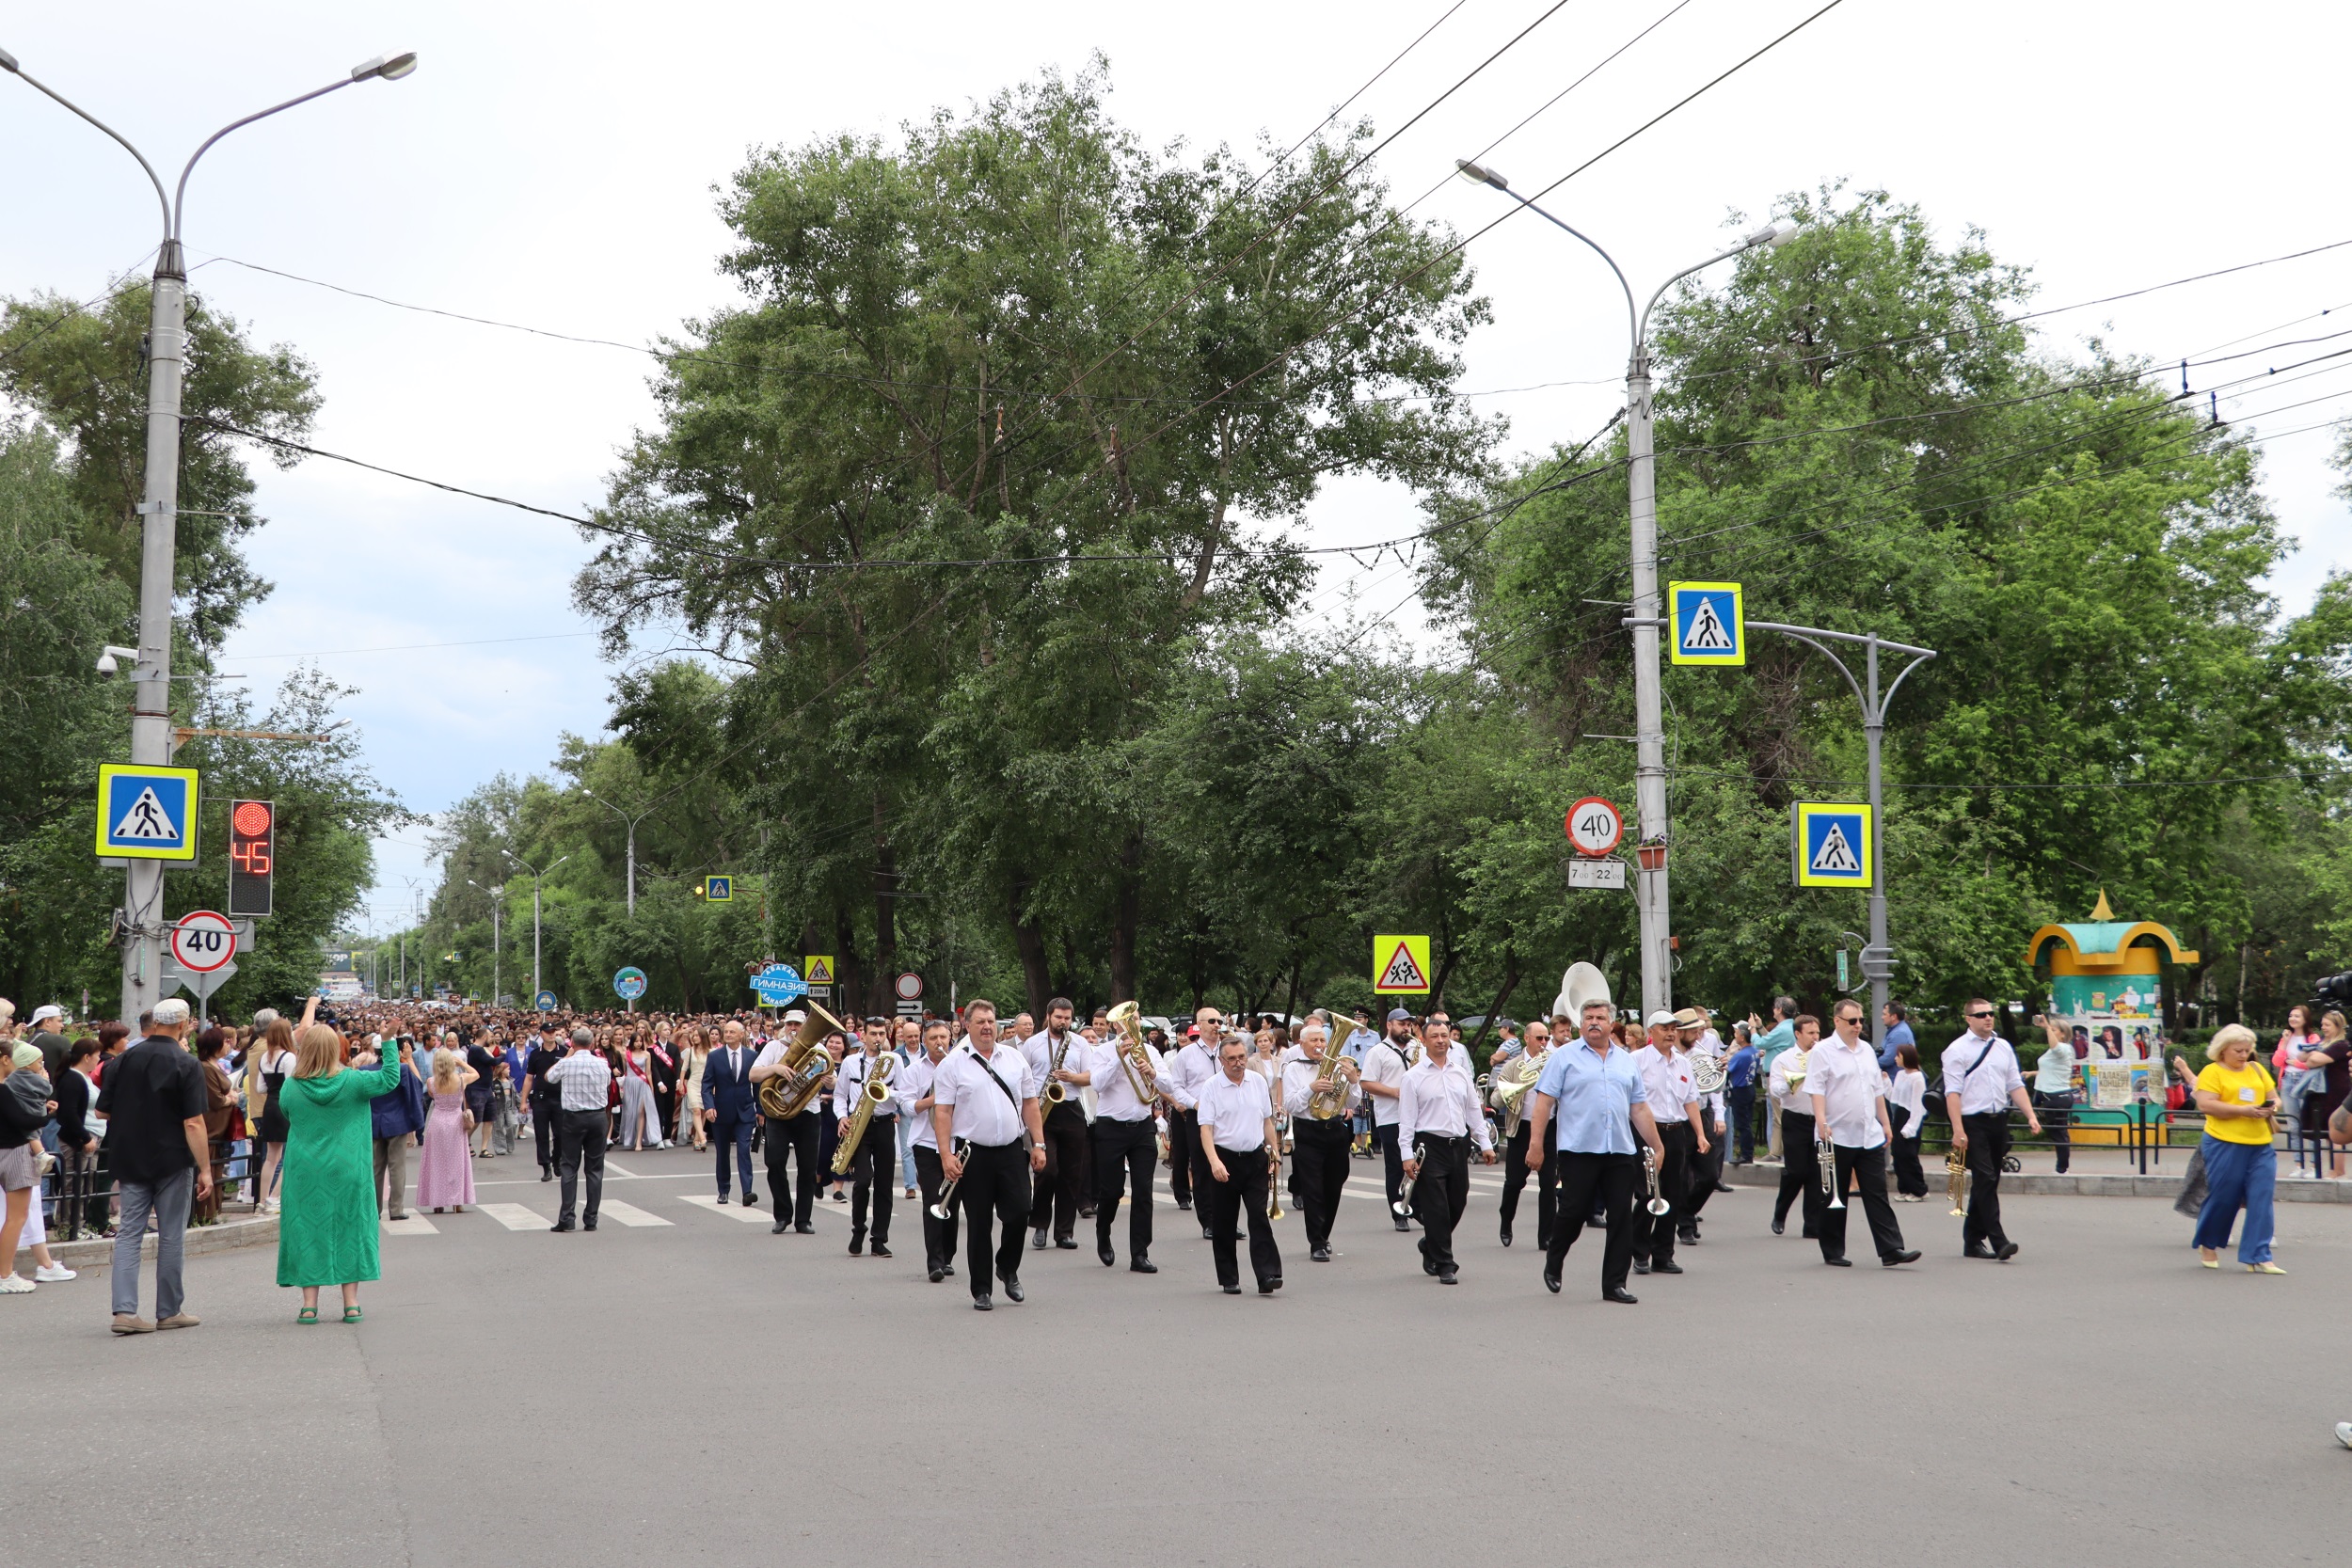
[27, 1006, 69, 1083]
[1629, 1009, 1706, 1275]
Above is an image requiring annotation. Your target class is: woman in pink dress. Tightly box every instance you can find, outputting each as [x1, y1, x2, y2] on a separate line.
[414, 1048, 478, 1213]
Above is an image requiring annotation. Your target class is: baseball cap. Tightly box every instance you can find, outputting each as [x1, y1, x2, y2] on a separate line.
[1645, 1009, 1678, 1028]
[30, 1005, 62, 1025]
[1386, 1007, 1415, 1023]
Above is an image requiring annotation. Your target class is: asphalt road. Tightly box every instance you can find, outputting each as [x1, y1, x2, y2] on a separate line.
[19, 1142, 2349, 1567]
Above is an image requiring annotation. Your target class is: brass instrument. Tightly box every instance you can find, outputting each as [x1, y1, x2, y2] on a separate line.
[1487, 1046, 1551, 1139]
[1040, 1029, 1075, 1110]
[1106, 1001, 1158, 1106]
[829, 1051, 898, 1176]
[1691, 1047, 1728, 1096]
[930, 1136, 971, 1219]
[1306, 1036, 1358, 1120]
[755, 1000, 850, 1120]
[1642, 1144, 1672, 1215]
[1392, 1139, 1427, 1217]
[1946, 1146, 1969, 1216]
[1268, 1148, 1285, 1222]
[1818, 1136, 1845, 1210]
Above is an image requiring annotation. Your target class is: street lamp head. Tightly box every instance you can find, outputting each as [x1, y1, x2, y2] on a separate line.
[1454, 158, 1509, 191]
[1749, 221, 1803, 249]
[0, 46, 20, 73]
[351, 51, 420, 83]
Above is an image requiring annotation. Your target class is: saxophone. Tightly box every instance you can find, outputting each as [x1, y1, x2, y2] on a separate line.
[829, 1051, 898, 1176]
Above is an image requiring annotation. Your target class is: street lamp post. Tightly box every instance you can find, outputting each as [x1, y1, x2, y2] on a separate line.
[468, 879, 506, 1006]
[1455, 159, 1797, 1019]
[580, 788, 657, 916]
[503, 851, 569, 1003]
[1, 46, 418, 1022]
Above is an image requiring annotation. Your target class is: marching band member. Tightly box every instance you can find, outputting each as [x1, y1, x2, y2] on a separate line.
[904, 1020, 959, 1283]
[1359, 1008, 1414, 1230]
[831, 1019, 906, 1258]
[1943, 997, 2040, 1260]
[1804, 1000, 1920, 1268]
[1523, 995, 1663, 1302]
[1159, 1008, 1227, 1233]
[1495, 1018, 1553, 1248]
[1395, 1012, 1496, 1284]
[1629, 1010, 1705, 1275]
[1082, 1012, 1164, 1273]
[1341, 1006, 1380, 1155]
[1279, 1022, 1359, 1262]
[930, 999, 1045, 1310]
[1022, 997, 1089, 1253]
[1197, 1036, 1283, 1295]
[1770, 1015, 1821, 1238]
[749, 1014, 829, 1234]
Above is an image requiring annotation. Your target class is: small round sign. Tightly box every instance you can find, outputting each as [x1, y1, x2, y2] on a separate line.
[168, 909, 238, 973]
[894, 971, 924, 1002]
[613, 966, 648, 1001]
[1565, 797, 1624, 858]
[535, 990, 559, 1012]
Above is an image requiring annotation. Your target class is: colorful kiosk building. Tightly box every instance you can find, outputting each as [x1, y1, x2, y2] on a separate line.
[2025, 892, 2199, 1141]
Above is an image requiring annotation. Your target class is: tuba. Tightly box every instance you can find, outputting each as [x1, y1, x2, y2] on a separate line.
[1106, 1001, 1158, 1106]
[755, 1001, 850, 1120]
[829, 1051, 898, 1176]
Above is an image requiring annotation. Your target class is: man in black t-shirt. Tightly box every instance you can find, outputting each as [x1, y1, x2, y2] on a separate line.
[95, 998, 211, 1334]
[522, 1022, 566, 1180]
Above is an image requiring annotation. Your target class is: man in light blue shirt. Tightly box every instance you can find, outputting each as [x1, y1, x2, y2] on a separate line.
[1521, 998, 1665, 1305]
[1877, 1002, 1915, 1077]
[1749, 997, 1797, 1158]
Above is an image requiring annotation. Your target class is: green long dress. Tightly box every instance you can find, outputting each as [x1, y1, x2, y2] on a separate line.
[275, 1053, 403, 1288]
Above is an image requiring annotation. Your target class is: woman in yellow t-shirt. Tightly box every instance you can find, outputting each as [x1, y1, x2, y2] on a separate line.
[2190, 1024, 2283, 1273]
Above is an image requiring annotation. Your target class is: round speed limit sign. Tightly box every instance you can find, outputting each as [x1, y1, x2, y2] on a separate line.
[1565, 797, 1624, 858]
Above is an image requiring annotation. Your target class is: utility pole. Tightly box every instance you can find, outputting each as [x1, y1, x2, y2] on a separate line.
[581, 788, 657, 915]
[1454, 158, 1796, 1018]
[469, 879, 505, 1005]
[505, 850, 568, 1003]
[2, 46, 418, 1022]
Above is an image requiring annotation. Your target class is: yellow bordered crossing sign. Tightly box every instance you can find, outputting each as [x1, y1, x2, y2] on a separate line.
[1373, 934, 1432, 994]
[96, 763, 200, 862]
[1667, 581, 1744, 666]
[1791, 801, 1872, 888]
[803, 955, 835, 987]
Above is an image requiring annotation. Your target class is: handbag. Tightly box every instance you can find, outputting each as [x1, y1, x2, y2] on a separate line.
[462, 1107, 477, 1132]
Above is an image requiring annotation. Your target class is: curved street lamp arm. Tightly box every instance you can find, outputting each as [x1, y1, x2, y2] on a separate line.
[1500, 189, 1638, 356]
[1878, 649, 1937, 720]
[1, 61, 171, 242]
[1639, 240, 1759, 348]
[173, 74, 356, 240]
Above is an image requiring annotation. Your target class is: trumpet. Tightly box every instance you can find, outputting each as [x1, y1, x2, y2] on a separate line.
[1642, 1145, 1672, 1216]
[1268, 1148, 1285, 1222]
[1392, 1139, 1427, 1217]
[930, 1136, 971, 1219]
[829, 1052, 898, 1176]
[1818, 1137, 1845, 1211]
[1106, 1001, 1158, 1106]
[1946, 1146, 1969, 1216]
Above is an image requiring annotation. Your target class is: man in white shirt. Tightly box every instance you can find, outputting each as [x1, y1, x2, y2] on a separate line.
[1629, 1010, 1707, 1275]
[930, 999, 1046, 1311]
[1341, 1006, 1380, 1154]
[749, 1013, 831, 1234]
[1279, 1022, 1360, 1263]
[1157, 1009, 1227, 1229]
[1077, 1011, 1165, 1273]
[1021, 996, 1090, 1254]
[1395, 1012, 1496, 1285]
[1803, 999, 1920, 1268]
[1945, 997, 2042, 1261]
[1197, 1037, 1283, 1294]
[1674, 1006, 1729, 1241]
[1359, 1008, 1416, 1231]
[1768, 1016, 1822, 1237]
[902, 1020, 960, 1283]
[832, 1018, 910, 1259]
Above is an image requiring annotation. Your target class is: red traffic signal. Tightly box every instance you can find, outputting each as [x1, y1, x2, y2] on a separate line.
[228, 798, 275, 918]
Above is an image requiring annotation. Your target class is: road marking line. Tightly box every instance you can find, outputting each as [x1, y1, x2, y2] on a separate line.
[381, 1214, 437, 1234]
[678, 1195, 771, 1224]
[479, 1202, 549, 1230]
[604, 1160, 639, 1180]
[596, 1200, 672, 1227]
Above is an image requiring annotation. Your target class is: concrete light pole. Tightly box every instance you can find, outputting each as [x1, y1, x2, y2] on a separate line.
[1, 45, 418, 1022]
[1455, 158, 1797, 1018]
[581, 788, 658, 915]
[504, 851, 569, 1003]
[468, 879, 506, 1006]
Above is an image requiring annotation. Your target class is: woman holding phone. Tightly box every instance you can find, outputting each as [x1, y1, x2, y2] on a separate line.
[2189, 1023, 2284, 1273]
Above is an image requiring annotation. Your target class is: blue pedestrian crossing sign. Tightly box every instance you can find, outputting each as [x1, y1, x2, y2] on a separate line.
[95, 763, 200, 862]
[1667, 581, 1744, 666]
[1791, 802, 1872, 888]
[702, 875, 733, 902]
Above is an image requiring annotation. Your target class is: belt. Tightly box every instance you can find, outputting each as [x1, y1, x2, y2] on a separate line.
[1418, 1132, 1468, 1144]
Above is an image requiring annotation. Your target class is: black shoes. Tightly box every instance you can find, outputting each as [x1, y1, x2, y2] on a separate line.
[1883, 1250, 1920, 1267]
[771, 1219, 790, 1234]
[1651, 1260, 1683, 1275]
[848, 1234, 865, 1255]
[1129, 1256, 1157, 1274]
[1823, 1256, 1852, 1267]
[929, 1266, 946, 1284]
[1392, 1216, 1411, 1232]
[1632, 1259, 1651, 1275]
[1222, 1283, 1242, 1295]
[1499, 1228, 1514, 1248]
[1031, 1228, 1049, 1251]
[1099, 1241, 1117, 1267]
[872, 1242, 892, 1259]
[739, 1194, 758, 1209]
[1055, 1237, 1078, 1250]
[715, 1194, 729, 1205]
[1201, 1226, 1215, 1241]
[1771, 1220, 1785, 1234]
[1175, 1199, 1193, 1212]
[1542, 1270, 1561, 1294]
[581, 1221, 597, 1231]
[1258, 1277, 1283, 1294]
[1714, 1181, 1735, 1194]
[1311, 1245, 1331, 1262]
[1994, 1241, 2020, 1261]
[539, 1168, 553, 1182]
[548, 1221, 574, 1232]
[1603, 1286, 1639, 1305]
[795, 1222, 815, 1235]
[1438, 1267, 1458, 1285]
[1001, 1275, 1025, 1304]
[1963, 1244, 1997, 1259]
[972, 1294, 993, 1311]
[1677, 1227, 1699, 1246]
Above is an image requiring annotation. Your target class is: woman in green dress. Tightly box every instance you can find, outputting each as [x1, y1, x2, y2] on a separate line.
[275, 997, 402, 1323]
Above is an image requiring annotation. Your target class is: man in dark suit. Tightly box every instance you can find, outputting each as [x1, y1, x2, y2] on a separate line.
[702, 1019, 760, 1207]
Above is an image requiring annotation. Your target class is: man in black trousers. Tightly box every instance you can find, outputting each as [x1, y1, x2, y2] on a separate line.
[1804, 1000, 1919, 1269]
[545, 1027, 612, 1232]
[1278, 1022, 1359, 1264]
[1022, 997, 1089, 1252]
[521, 1019, 566, 1181]
[1197, 1037, 1283, 1295]
[1523, 994, 1663, 1303]
[930, 1000, 1044, 1311]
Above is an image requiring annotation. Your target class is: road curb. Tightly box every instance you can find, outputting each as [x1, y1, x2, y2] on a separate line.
[1720, 1164, 2352, 1203]
[45, 1212, 278, 1269]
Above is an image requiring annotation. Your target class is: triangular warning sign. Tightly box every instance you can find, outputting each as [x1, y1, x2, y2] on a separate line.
[804, 957, 834, 984]
[111, 785, 181, 842]
[1684, 597, 1734, 652]
[1811, 822, 1860, 874]
[1377, 942, 1428, 990]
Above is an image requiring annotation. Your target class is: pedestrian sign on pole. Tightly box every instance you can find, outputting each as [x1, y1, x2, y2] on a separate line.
[1791, 802, 1872, 888]
[701, 875, 733, 902]
[1373, 934, 1432, 994]
[803, 955, 834, 986]
[95, 763, 200, 862]
[1666, 581, 1744, 666]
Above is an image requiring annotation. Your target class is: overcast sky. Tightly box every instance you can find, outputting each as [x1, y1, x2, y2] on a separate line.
[6, 0, 2347, 934]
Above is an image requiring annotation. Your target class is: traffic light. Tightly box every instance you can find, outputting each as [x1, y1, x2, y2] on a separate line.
[227, 798, 275, 917]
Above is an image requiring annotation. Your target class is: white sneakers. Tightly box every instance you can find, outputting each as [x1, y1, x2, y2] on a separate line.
[0, 1275, 33, 1294]
[34, 1263, 76, 1282]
